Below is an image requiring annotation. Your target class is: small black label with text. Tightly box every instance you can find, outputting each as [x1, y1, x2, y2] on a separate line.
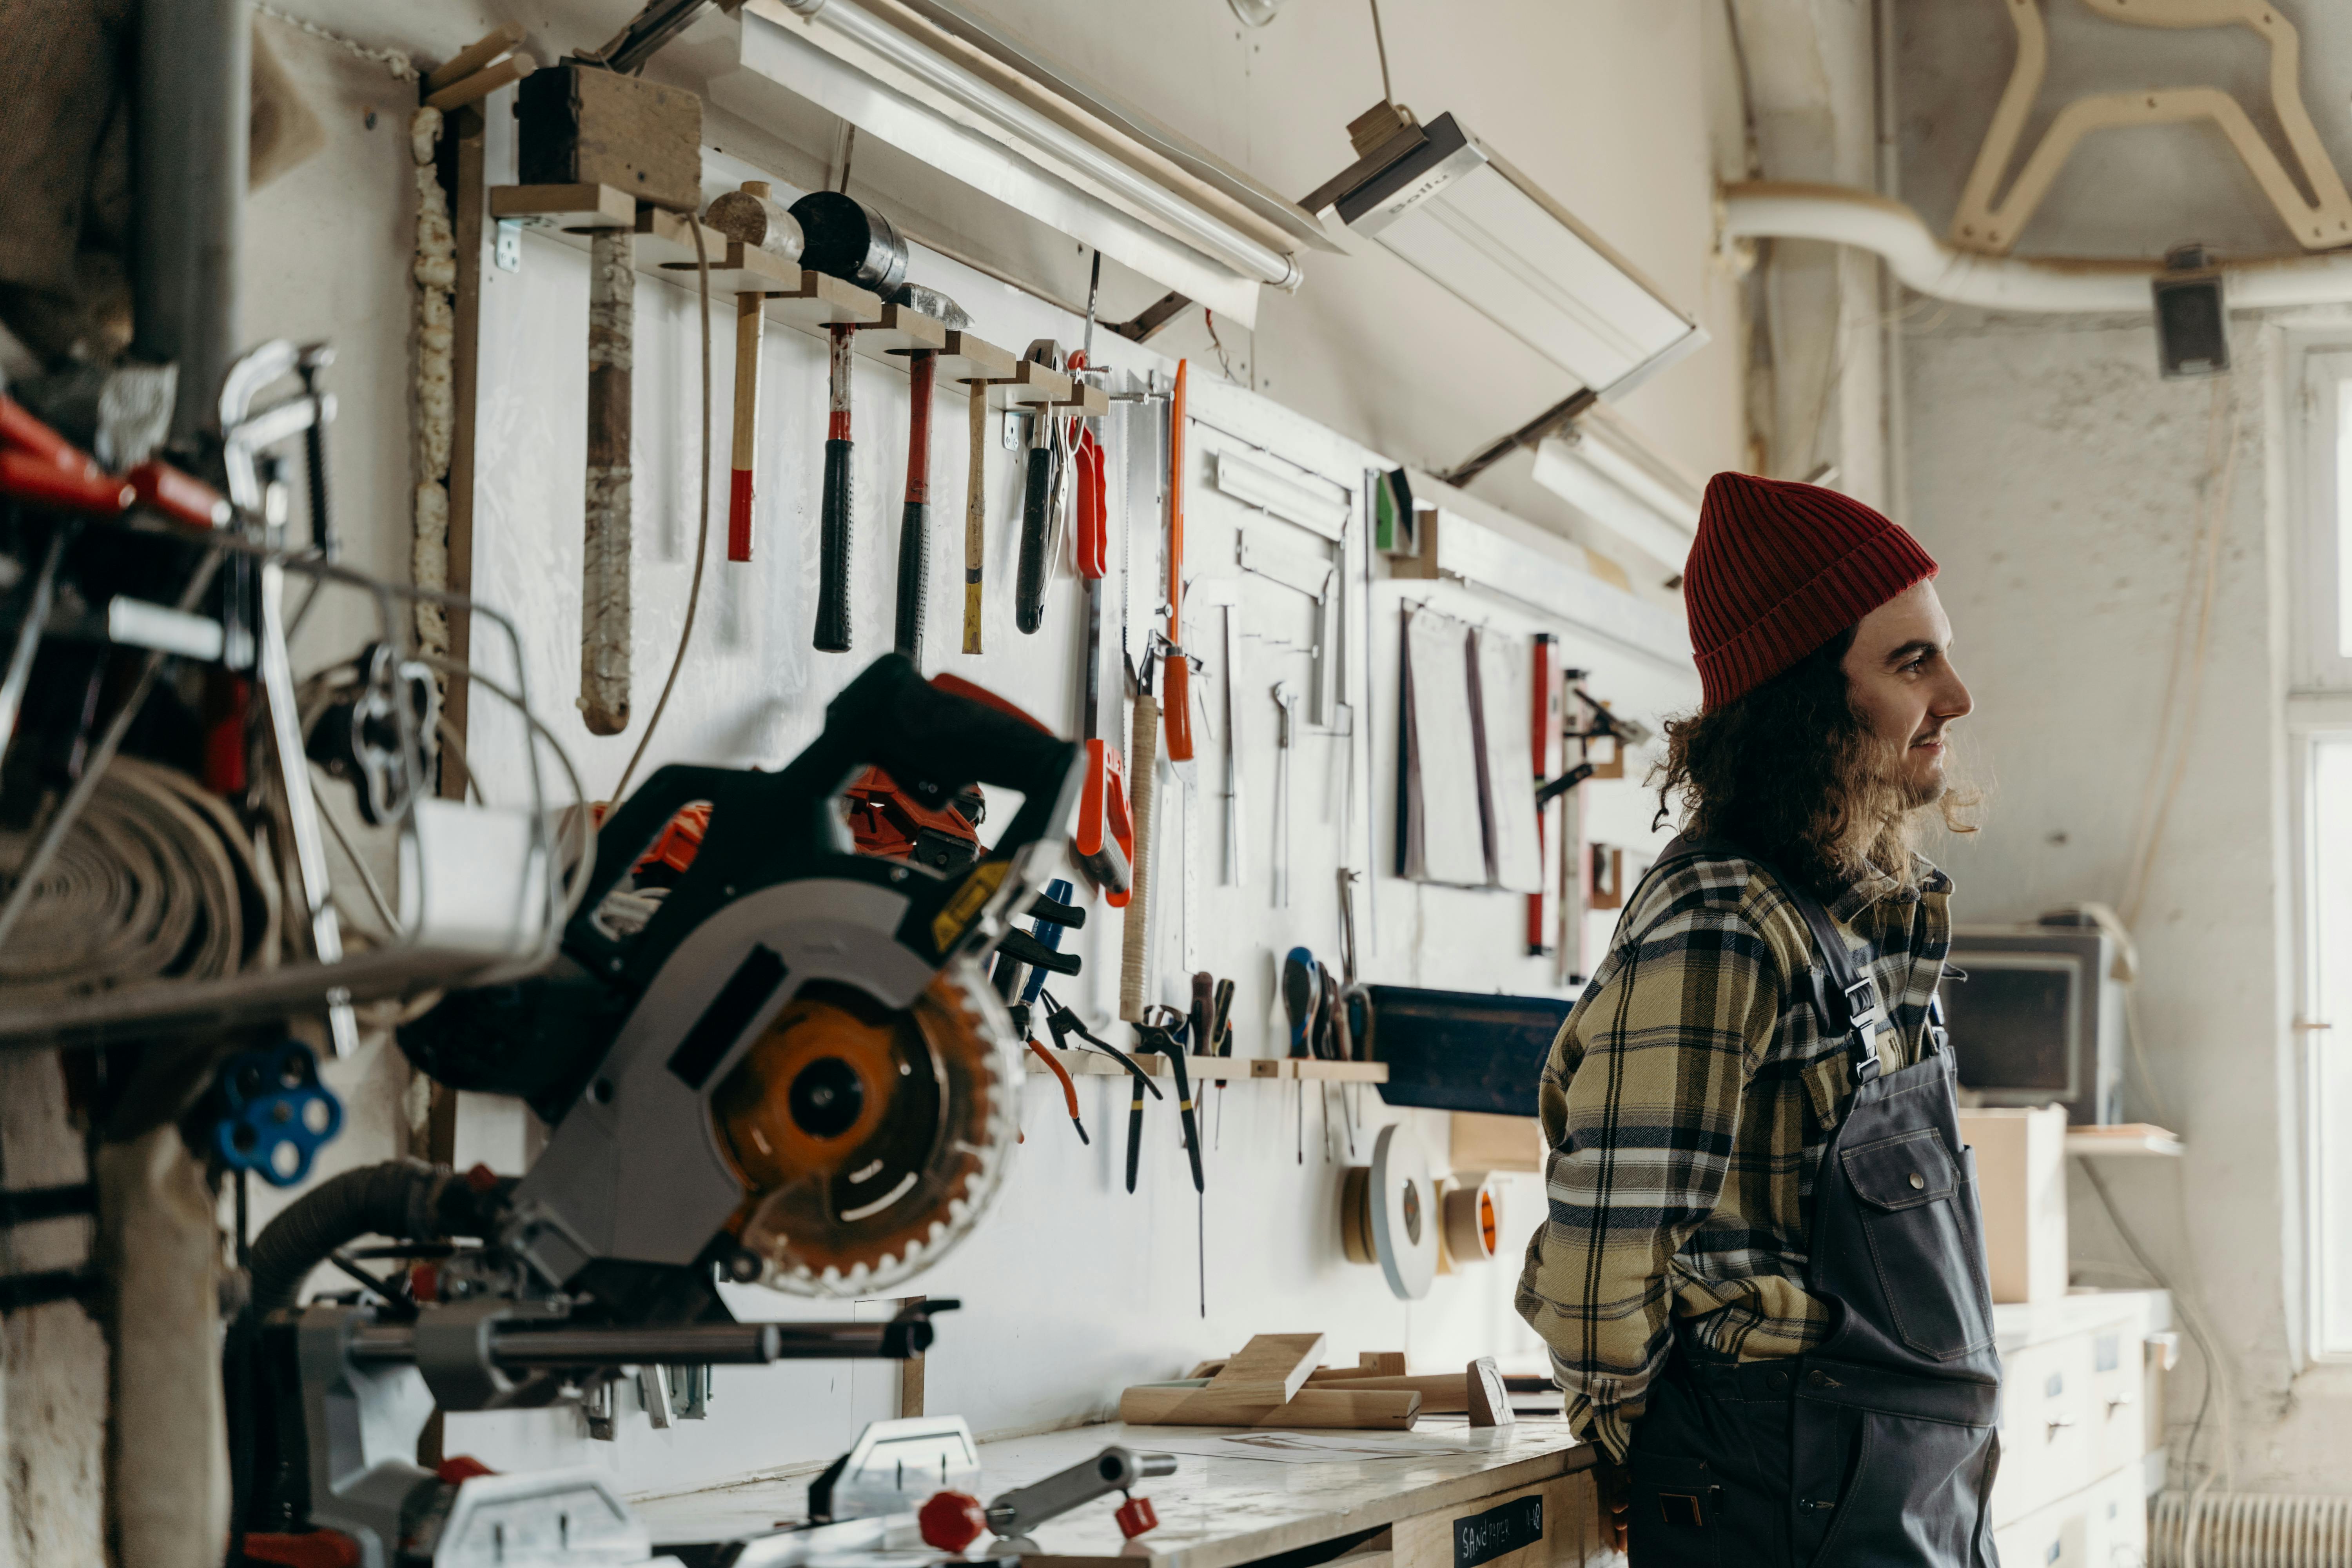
[1454, 1494, 1543, 1568]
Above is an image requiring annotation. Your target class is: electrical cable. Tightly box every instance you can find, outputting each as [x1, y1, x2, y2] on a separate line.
[411, 655, 596, 920]
[2076, 1155, 2239, 1495]
[2120, 376, 2239, 930]
[608, 218, 714, 807]
[310, 775, 402, 937]
[1366, 0, 1394, 106]
[0, 754, 269, 1003]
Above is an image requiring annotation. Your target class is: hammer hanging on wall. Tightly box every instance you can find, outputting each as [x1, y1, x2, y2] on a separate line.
[791, 192, 911, 653]
[518, 55, 703, 735]
[891, 286, 968, 666]
[703, 180, 804, 563]
[895, 345, 938, 663]
[815, 323, 857, 652]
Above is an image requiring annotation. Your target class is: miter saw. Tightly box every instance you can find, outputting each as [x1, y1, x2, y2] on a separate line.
[233, 655, 1080, 1567]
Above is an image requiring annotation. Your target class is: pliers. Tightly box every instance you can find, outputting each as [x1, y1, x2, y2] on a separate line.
[1134, 1007, 1204, 1196]
[1040, 989, 1161, 1177]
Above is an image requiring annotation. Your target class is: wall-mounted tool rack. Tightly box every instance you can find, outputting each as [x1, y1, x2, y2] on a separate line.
[1028, 1047, 1166, 1079]
[1022, 1053, 1388, 1082]
[487, 184, 1112, 417]
[1249, 1060, 1388, 1083]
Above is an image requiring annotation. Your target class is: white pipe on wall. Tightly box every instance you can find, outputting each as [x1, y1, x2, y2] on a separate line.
[1721, 181, 2352, 314]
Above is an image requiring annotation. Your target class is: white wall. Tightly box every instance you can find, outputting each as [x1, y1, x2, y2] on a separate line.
[230, 0, 1738, 1507]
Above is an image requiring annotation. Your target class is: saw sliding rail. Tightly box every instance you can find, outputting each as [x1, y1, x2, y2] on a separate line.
[344, 1311, 951, 1368]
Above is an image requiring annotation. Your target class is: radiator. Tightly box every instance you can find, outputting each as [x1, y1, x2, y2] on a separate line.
[2151, 1491, 2352, 1567]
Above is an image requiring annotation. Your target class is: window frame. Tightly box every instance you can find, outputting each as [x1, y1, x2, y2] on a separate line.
[2290, 339, 2352, 1362]
[2293, 348, 2352, 692]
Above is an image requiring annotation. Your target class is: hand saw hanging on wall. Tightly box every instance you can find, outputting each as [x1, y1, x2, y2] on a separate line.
[1067, 349, 1132, 907]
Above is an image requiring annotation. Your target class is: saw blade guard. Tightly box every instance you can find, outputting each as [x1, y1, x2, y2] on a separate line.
[713, 961, 1019, 1297]
[555, 656, 1080, 1299]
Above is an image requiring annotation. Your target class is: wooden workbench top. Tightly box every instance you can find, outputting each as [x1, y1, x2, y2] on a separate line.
[633, 1417, 1597, 1568]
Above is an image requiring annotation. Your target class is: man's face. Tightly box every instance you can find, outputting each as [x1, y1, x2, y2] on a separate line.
[1839, 580, 1972, 803]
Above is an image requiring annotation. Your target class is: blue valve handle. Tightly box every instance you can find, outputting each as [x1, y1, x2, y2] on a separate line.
[214, 1040, 344, 1188]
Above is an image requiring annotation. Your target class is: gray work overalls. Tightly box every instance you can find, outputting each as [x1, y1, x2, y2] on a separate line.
[1624, 843, 2004, 1567]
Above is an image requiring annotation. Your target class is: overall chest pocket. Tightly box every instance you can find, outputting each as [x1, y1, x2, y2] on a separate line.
[1840, 1128, 1995, 1361]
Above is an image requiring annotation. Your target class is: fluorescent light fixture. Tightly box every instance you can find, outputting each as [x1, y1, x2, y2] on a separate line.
[1305, 108, 1704, 396]
[730, 0, 1327, 323]
[1530, 433, 1699, 570]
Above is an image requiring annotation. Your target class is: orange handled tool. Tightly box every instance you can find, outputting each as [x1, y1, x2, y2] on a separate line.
[1025, 1037, 1087, 1144]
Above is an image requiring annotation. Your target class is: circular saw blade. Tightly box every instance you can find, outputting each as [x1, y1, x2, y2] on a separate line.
[712, 960, 1017, 1297]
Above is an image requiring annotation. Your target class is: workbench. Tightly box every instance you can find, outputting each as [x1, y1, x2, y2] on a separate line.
[632, 1418, 1607, 1568]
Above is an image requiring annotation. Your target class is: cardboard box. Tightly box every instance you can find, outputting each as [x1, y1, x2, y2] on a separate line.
[1958, 1105, 2068, 1303]
[1451, 1111, 1544, 1174]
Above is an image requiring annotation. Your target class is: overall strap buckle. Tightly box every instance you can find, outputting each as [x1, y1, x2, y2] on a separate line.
[1813, 971, 1883, 1080]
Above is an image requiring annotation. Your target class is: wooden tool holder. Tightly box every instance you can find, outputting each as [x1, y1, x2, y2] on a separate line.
[1024, 1050, 1387, 1082]
[487, 184, 1112, 417]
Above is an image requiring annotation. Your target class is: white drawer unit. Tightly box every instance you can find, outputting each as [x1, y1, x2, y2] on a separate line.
[1996, 1330, 2098, 1524]
[1994, 1456, 2146, 1568]
[1989, 1291, 2171, 1546]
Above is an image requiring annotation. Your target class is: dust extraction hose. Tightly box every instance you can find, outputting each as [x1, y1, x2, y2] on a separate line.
[248, 1158, 509, 1316]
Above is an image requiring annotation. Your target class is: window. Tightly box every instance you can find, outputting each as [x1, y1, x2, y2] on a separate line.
[2296, 343, 2352, 1358]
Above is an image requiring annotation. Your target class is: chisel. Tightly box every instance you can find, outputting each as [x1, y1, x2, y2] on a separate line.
[815, 321, 855, 652]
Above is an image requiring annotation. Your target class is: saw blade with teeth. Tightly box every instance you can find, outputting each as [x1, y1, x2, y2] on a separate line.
[713, 960, 1016, 1298]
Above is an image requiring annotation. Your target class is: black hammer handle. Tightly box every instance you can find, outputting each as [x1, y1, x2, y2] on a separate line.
[815, 324, 855, 652]
[1014, 439, 1052, 635]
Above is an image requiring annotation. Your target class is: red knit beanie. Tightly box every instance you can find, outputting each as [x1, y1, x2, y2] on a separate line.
[1685, 473, 1938, 709]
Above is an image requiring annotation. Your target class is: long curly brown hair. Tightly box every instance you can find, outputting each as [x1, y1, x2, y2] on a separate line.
[1651, 630, 1976, 897]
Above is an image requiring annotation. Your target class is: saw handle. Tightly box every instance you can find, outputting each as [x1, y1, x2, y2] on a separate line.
[569, 655, 1082, 979]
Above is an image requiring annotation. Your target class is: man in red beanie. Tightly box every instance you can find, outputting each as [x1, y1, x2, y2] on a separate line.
[1515, 473, 1991, 1566]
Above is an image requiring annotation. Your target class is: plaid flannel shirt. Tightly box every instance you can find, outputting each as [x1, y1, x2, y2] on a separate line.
[1512, 847, 1953, 1463]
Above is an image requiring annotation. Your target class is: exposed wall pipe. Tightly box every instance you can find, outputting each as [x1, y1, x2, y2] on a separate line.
[1722, 181, 2352, 313]
[132, 0, 252, 441]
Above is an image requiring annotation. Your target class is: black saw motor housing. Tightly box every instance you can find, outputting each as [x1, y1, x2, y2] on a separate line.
[398, 653, 1080, 1128]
